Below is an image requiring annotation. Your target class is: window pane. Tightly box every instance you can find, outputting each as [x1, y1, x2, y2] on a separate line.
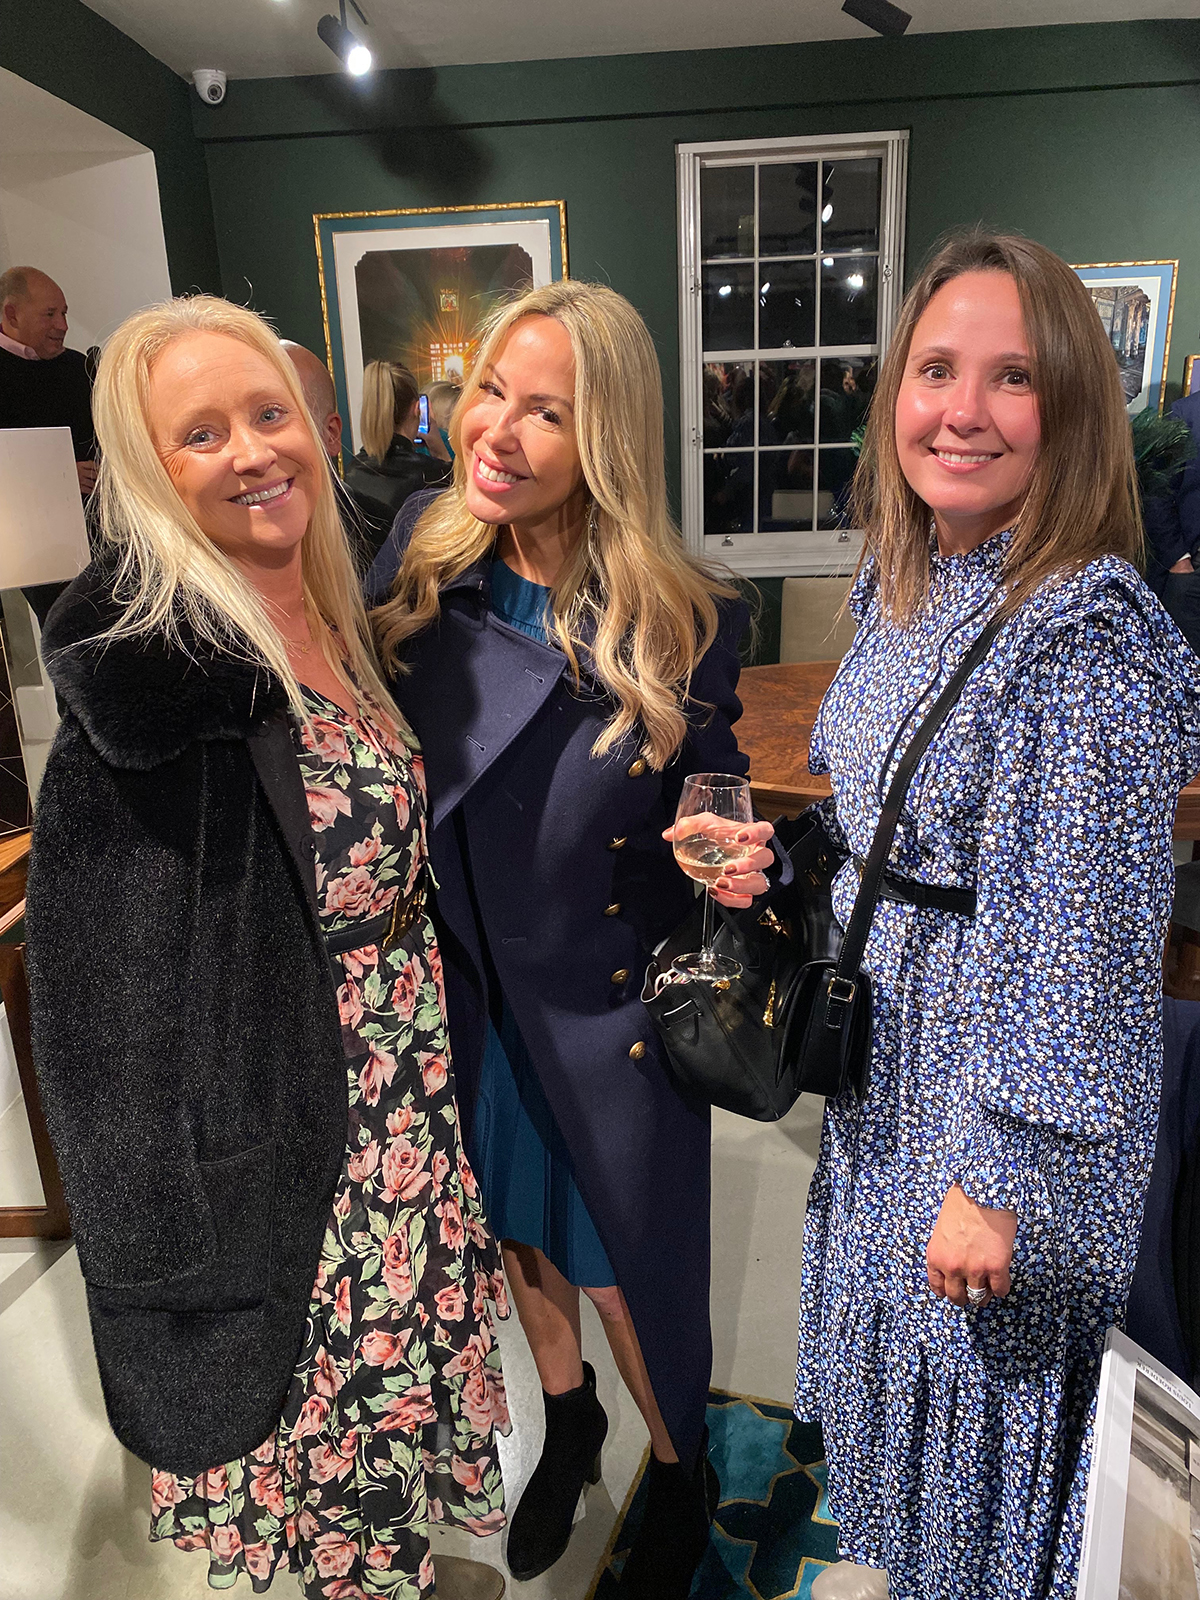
[759, 260, 816, 351]
[704, 450, 754, 533]
[817, 447, 858, 529]
[762, 360, 816, 444]
[702, 361, 753, 447]
[759, 448, 814, 532]
[758, 162, 818, 257]
[818, 357, 876, 442]
[701, 165, 755, 258]
[702, 264, 755, 352]
[820, 256, 877, 346]
[820, 159, 881, 253]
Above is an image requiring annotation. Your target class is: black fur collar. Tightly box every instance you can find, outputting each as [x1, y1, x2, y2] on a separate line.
[41, 561, 288, 771]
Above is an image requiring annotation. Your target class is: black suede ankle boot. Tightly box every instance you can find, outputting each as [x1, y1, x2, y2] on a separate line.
[618, 1429, 720, 1599]
[504, 1361, 609, 1582]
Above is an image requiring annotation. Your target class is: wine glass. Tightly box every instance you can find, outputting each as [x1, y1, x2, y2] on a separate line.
[670, 772, 753, 983]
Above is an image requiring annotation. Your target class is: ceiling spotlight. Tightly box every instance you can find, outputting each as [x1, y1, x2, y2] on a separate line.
[841, 0, 912, 37]
[318, 0, 372, 73]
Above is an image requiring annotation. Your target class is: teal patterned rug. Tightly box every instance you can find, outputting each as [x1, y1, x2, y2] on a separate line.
[587, 1390, 838, 1600]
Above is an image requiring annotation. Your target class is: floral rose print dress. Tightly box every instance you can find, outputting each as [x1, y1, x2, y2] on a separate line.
[150, 689, 509, 1598]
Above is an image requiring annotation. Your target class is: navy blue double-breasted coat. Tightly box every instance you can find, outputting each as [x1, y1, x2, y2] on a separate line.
[388, 554, 750, 1467]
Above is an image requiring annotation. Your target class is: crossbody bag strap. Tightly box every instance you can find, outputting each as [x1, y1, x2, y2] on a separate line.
[829, 610, 1008, 1000]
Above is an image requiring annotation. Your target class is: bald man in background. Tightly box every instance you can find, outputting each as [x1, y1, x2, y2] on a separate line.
[0, 266, 97, 625]
[282, 340, 394, 572]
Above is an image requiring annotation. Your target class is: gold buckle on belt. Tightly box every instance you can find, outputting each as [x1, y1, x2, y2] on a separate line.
[826, 975, 856, 1007]
[384, 875, 427, 949]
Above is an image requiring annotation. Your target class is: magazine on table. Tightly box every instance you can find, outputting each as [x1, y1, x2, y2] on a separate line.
[1078, 1327, 1200, 1598]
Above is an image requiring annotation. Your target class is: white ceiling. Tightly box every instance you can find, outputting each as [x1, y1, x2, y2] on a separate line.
[79, 0, 1200, 81]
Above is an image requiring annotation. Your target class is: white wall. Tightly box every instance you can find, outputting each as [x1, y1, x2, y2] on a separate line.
[0, 68, 172, 350]
[0, 73, 173, 1133]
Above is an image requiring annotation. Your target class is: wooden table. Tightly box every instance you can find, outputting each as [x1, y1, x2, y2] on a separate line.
[740, 661, 1200, 840]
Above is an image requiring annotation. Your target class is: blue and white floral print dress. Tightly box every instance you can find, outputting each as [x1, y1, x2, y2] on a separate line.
[794, 531, 1200, 1600]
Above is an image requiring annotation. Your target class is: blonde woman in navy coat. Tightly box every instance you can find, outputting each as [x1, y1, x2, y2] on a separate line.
[373, 281, 774, 1597]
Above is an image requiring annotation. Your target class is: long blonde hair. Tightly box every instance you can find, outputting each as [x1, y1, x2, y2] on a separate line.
[90, 295, 396, 718]
[375, 281, 737, 770]
[360, 360, 418, 462]
[853, 230, 1142, 623]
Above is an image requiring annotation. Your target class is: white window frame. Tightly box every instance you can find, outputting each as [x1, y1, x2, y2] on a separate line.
[677, 130, 909, 577]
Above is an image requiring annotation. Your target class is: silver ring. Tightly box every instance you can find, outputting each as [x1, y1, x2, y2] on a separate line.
[966, 1285, 989, 1308]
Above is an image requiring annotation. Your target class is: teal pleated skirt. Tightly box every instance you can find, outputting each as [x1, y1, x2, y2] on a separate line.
[470, 999, 616, 1289]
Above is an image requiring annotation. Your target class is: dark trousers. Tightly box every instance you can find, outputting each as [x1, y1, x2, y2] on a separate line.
[1162, 570, 1200, 659]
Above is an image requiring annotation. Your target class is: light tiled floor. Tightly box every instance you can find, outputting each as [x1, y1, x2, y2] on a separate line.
[0, 1100, 822, 1600]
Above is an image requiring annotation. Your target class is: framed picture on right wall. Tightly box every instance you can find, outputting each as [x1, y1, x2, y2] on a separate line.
[1072, 260, 1178, 414]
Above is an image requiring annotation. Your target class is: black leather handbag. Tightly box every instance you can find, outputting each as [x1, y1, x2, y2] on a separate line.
[643, 613, 1005, 1121]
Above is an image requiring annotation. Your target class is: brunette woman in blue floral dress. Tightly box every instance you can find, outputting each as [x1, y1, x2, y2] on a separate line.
[151, 688, 509, 1598]
[796, 235, 1200, 1600]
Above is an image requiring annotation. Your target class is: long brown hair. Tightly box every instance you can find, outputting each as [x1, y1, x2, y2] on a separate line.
[374, 280, 737, 770]
[852, 230, 1142, 623]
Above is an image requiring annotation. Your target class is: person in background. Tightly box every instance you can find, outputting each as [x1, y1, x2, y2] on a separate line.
[795, 231, 1200, 1600]
[373, 280, 775, 1600]
[27, 295, 509, 1600]
[281, 339, 394, 569]
[417, 379, 461, 462]
[1143, 383, 1200, 654]
[0, 265, 97, 625]
[346, 360, 452, 521]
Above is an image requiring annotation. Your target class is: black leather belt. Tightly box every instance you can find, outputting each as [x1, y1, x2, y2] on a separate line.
[853, 856, 976, 918]
[323, 869, 429, 955]
[324, 910, 394, 955]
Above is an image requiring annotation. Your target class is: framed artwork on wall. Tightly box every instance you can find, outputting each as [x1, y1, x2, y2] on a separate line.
[1184, 355, 1200, 398]
[314, 201, 569, 455]
[1072, 260, 1178, 415]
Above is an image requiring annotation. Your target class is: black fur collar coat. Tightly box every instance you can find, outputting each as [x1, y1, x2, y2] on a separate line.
[26, 561, 348, 1473]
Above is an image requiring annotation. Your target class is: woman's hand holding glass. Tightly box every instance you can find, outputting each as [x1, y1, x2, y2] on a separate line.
[660, 816, 775, 908]
[659, 773, 774, 984]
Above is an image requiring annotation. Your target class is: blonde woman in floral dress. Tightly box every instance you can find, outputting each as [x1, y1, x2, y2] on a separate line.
[27, 295, 507, 1600]
[151, 688, 510, 1595]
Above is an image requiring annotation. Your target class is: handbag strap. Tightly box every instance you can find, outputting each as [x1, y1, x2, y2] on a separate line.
[828, 610, 1008, 1004]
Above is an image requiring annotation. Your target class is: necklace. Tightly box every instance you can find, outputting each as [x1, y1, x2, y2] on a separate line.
[284, 635, 315, 656]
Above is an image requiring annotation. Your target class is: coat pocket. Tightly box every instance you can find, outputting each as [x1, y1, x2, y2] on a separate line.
[86, 1140, 276, 1315]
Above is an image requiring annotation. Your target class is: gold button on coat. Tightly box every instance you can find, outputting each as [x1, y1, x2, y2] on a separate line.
[627, 758, 647, 777]
[607, 836, 627, 851]
[611, 968, 630, 985]
[628, 1041, 646, 1060]
[603, 902, 622, 917]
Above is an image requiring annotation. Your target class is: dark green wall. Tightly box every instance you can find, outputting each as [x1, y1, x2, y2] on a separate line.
[191, 19, 1200, 520]
[0, 0, 220, 294]
[9, 13, 1200, 657]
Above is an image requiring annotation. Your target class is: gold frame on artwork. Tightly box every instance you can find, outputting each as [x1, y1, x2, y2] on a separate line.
[312, 200, 569, 457]
[1184, 354, 1199, 398]
[1072, 259, 1179, 414]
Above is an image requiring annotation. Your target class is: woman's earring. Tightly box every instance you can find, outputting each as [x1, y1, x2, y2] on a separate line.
[587, 501, 600, 539]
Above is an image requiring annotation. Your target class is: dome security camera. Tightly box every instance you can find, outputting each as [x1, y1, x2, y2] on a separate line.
[192, 69, 227, 105]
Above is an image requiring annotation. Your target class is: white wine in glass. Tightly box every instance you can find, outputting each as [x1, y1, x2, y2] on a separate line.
[670, 772, 753, 983]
